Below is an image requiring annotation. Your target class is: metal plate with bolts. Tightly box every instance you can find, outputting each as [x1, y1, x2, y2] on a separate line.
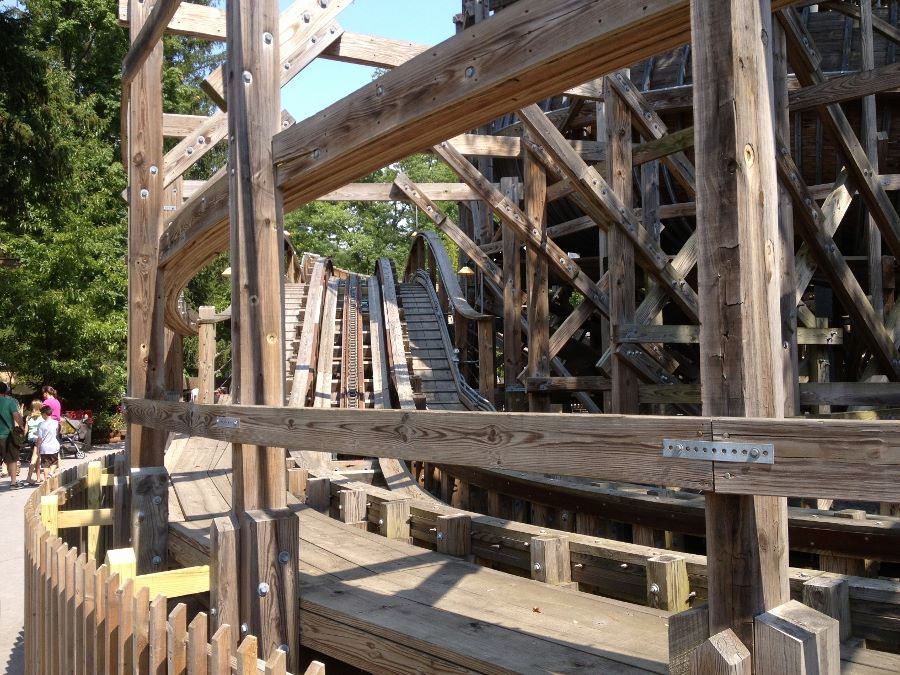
[213, 416, 240, 429]
[662, 439, 774, 464]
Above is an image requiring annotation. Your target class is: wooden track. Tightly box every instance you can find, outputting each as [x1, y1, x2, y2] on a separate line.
[166, 436, 672, 673]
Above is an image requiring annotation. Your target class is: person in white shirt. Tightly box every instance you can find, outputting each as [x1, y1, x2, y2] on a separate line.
[35, 404, 61, 481]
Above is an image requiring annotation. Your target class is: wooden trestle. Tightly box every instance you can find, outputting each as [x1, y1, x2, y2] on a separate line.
[108, 0, 900, 673]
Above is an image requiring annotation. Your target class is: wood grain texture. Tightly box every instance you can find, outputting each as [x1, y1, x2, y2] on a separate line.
[226, 0, 286, 513]
[753, 600, 839, 675]
[210, 515, 239, 647]
[131, 466, 169, 573]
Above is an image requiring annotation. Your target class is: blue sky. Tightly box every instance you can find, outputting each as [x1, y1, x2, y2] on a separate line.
[279, 0, 460, 122]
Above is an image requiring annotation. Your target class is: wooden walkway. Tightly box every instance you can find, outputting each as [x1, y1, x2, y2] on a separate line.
[165, 435, 672, 673]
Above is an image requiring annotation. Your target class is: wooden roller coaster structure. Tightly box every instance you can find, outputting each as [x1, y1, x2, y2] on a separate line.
[23, 0, 900, 673]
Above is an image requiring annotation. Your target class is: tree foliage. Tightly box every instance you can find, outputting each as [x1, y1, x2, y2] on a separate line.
[0, 1, 218, 431]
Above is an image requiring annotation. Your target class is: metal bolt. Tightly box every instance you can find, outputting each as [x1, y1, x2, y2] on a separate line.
[319, 0, 328, 6]
[378, 518, 384, 525]
[279, 644, 289, 653]
[649, 583, 660, 594]
[465, 66, 476, 78]
[209, 608, 217, 615]
[312, 149, 321, 159]
[302, 11, 311, 22]
[723, 472, 734, 479]
[749, 448, 760, 459]
[436, 532, 444, 541]
[278, 550, 290, 564]
[242, 71, 252, 84]
[140, 188, 149, 199]
[258, 582, 270, 597]
[151, 555, 161, 566]
[149, 165, 158, 175]
[376, 85, 384, 97]
[240, 623, 249, 633]
[284, 62, 291, 71]
[153, 495, 162, 505]
[533, 562, 542, 571]
[263, 32, 273, 45]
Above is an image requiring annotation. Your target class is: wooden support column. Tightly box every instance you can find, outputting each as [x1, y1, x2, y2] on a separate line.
[802, 577, 850, 642]
[163, 179, 185, 403]
[690, 0, 789, 657]
[754, 601, 839, 675]
[131, 466, 168, 573]
[774, 22, 801, 416]
[501, 177, 526, 411]
[379, 500, 410, 541]
[240, 510, 298, 671]
[530, 536, 573, 587]
[524, 135, 550, 413]
[861, 0, 884, 319]
[197, 305, 216, 404]
[476, 317, 495, 405]
[210, 516, 240, 648]
[436, 514, 471, 557]
[126, 0, 167, 471]
[227, 0, 286, 514]
[606, 74, 640, 414]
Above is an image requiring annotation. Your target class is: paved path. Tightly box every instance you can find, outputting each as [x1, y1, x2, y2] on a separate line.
[0, 444, 121, 675]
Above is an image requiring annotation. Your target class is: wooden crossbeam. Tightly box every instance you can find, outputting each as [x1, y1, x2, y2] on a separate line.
[789, 61, 900, 111]
[779, 9, 900, 264]
[517, 104, 700, 322]
[776, 140, 900, 380]
[117, 0, 225, 40]
[162, 113, 208, 138]
[820, 1, 900, 46]
[121, 0, 182, 89]
[202, 0, 349, 109]
[124, 396, 900, 502]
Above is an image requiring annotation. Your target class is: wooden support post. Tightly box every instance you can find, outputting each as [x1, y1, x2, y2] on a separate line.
[646, 554, 690, 612]
[197, 305, 216, 404]
[240, 510, 298, 671]
[605, 74, 640, 415]
[126, 0, 167, 469]
[530, 536, 572, 586]
[105, 547, 136, 584]
[754, 600, 840, 675]
[163, 178, 185, 404]
[692, 629, 751, 674]
[861, 0, 884, 319]
[286, 467, 308, 501]
[669, 604, 710, 675]
[227, 0, 286, 515]
[379, 500, 410, 541]
[339, 488, 368, 530]
[41, 495, 59, 537]
[501, 177, 526, 412]
[691, 0, 790, 657]
[130, 466, 168, 573]
[477, 317, 495, 405]
[435, 514, 471, 557]
[524, 134, 550, 413]
[802, 577, 850, 642]
[305, 476, 330, 511]
[819, 509, 870, 576]
[210, 516, 239, 646]
[112, 456, 130, 548]
[86, 460, 102, 561]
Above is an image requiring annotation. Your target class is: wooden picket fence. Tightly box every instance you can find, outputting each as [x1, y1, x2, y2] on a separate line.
[23, 452, 321, 675]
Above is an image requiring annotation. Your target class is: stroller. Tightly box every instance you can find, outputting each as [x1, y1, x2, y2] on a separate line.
[59, 414, 92, 459]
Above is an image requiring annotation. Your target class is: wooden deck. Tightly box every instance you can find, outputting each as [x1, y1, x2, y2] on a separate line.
[166, 435, 671, 673]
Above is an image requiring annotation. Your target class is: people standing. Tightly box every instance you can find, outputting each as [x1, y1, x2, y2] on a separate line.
[35, 404, 60, 482]
[24, 400, 43, 485]
[42, 385, 62, 421]
[0, 382, 25, 488]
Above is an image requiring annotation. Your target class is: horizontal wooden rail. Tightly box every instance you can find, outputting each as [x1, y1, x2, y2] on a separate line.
[124, 397, 900, 501]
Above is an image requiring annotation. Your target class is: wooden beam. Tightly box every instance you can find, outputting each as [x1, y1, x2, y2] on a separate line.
[226, 0, 286, 513]
[125, 397, 900, 502]
[117, 0, 225, 40]
[162, 113, 208, 138]
[121, 0, 182, 89]
[320, 31, 426, 68]
[789, 61, 900, 111]
[197, 305, 216, 404]
[320, 182, 487, 202]
[692, 0, 789, 653]
[524, 136, 550, 414]
[126, 0, 168, 469]
[525, 376, 611, 393]
[604, 77, 639, 414]
[202, 0, 348, 109]
[820, 1, 900, 47]
[273, 0, 803, 208]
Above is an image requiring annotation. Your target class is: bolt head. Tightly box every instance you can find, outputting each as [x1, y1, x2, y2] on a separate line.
[436, 532, 444, 541]
[153, 495, 162, 505]
[649, 583, 660, 594]
[139, 188, 149, 199]
[240, 623, 249, 633]
[263, 32, 273, 45]
[278, 551, 290, 565]
[533, 562, 542, 571]
[149, 165, 158, 175]
[151, 555, 161, 566]
[258, 582, 270, 597]
[465, 66, 476, 78]
[242, 71, 252, 84]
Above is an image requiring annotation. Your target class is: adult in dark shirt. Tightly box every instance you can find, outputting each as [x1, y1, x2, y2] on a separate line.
[0, 382, 25, 488]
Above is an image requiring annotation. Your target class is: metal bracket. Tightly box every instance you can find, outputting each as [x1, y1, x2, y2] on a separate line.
[662, 439, 774, 464]
[213, 416, 240, 430]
